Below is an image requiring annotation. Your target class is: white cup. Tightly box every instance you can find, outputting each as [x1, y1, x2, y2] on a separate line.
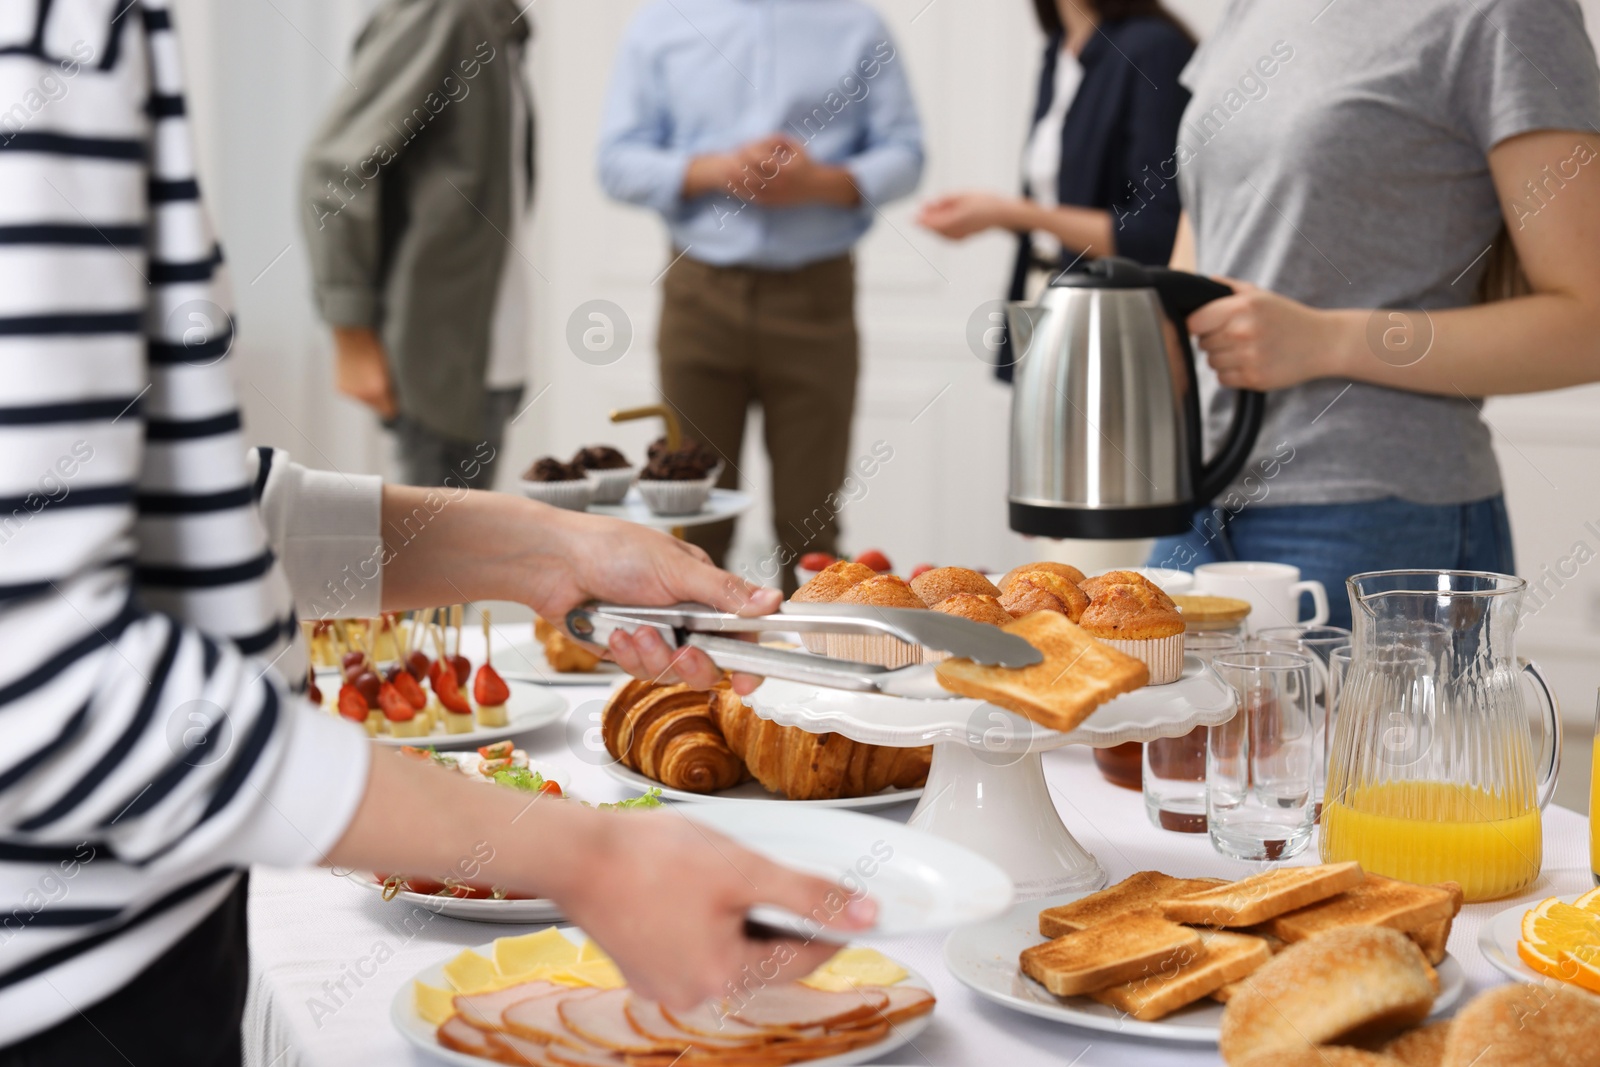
[1191, 561, 1328, 633]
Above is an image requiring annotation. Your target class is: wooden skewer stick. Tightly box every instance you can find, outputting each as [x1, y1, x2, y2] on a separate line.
[482, 609, 492, 669]
[452, 605, 464, 658]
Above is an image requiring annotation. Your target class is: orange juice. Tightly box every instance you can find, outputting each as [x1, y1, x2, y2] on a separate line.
[1321, 781, 1541, 901]
[1592, 735, 1599, 886]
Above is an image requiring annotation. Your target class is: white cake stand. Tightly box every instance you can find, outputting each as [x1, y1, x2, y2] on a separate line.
[743, 656, 1236, 899]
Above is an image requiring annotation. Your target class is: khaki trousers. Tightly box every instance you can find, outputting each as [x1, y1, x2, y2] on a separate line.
[658, 253, 858, 595]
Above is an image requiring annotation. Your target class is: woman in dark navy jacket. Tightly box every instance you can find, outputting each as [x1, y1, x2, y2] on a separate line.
[918, 0, 1194, 379]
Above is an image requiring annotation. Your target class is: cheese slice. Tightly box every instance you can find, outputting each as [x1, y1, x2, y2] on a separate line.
[414, 980, 459, 1025]
[493, 927, 582, 980]
[576, 938, 611, 964]
[442, 949, 503, 994]
[547, 958, 626, 989]
[799, 947, 908, 992]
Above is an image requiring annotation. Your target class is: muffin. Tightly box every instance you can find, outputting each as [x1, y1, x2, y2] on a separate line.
[1080, 569, 1178, 609]
[519, 457, 595, 511]
[790, 560, 876, 653]
[828, 575, 926, 668]
[923, 593, 1013, 663]
[1000, 561, 1087, 589]
[1000, 570, 1089, 621]
[1079, 581, 1187, 684]
[570, 444, 636, 504]
[909, 566, 1001, 607]
[635, 445, 716, 516]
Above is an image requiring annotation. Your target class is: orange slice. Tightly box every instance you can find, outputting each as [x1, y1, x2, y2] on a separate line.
[1561, 946, 1600, 994]
[1574, 887, 1600, 915]
[1518, 938, 1572, 982]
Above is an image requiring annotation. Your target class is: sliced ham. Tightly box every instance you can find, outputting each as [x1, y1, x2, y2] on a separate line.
[659, 1001, 777, 1041]
[438, 1015, 499, 1057]
[624, 997, 771, 1050]
[878, 984, 936, 1025]
[559, 988, 686, 1055]
[726, 983, 888, 1031]
[503, 987, 606, 1046]
[540, 1041, 626, 1067]
[456, 980, 564, 1032]
[486, 1032, 574, 1067]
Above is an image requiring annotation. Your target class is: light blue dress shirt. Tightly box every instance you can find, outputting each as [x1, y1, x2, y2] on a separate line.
[597, 0, 924, 270]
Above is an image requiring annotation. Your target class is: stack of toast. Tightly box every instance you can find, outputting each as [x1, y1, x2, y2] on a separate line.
[1019, 863, 1463, 1023]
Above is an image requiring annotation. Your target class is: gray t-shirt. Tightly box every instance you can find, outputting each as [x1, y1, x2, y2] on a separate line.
[1178, 0, 1600, 506]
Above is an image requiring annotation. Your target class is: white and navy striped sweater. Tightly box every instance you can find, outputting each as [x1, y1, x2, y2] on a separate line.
[0, 0, 379, 1043]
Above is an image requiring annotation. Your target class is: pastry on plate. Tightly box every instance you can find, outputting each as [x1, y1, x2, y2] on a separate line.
[1218, 926, 1437, 1063]
[1000, 570, 1089, 621]
[1439, 983, 1600, 1067]
[713, 695, 930, 800]
[1000, 561, 1086, 588]
[909, 566, 1001, 607]
[570, 444, 635, 504]
[635, 444, 716, 516]
[534, 616, 603, 673]
[519, 457, 595, 511]
[1080, 569, 1178, 608]
[602, 680, 747, 793]
[1079, 580, 1186, 684]
[791, 560, 876, 653]
[828, 575, 925, 668]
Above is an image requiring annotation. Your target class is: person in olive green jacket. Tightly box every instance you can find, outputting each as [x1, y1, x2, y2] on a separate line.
[301, 0, 534, 490]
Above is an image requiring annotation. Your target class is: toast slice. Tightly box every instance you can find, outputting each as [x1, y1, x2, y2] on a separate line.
[935, 612, 1148, 734]
[1262, 875, 1462, 947]
[1089, 930, 1270, 1021]
[1020, 914, 1201, 997]
[1408, 882, 1463, 965]
[1162, 862, 1364, 927]
[1039, 872, 1229, 938]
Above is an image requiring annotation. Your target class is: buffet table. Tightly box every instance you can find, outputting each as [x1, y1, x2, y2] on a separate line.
[243, 631, 1594, 1067]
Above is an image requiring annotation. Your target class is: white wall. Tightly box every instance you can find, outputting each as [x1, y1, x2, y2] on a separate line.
[177, 0, 1599, 804]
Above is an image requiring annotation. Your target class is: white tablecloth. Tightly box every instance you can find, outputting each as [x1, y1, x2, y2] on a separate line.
[244, 629, 1595, 1067]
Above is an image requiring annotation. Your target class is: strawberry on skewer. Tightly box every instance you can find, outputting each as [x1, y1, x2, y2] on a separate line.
[474, 608, 509, 727]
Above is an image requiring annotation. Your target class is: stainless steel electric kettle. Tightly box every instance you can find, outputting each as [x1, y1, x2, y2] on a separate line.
[1007, 257, 1266, 538]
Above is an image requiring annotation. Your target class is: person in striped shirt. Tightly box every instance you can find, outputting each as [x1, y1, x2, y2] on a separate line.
[0, 3, 867, 1062]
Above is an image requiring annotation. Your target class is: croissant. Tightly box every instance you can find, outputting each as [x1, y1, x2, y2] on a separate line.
[710, 693, 931, 801]
[602, 680, 747, 792]
[534, 616, 603, 673]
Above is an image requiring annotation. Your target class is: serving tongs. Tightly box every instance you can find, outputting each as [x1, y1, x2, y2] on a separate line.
[565, 602, 1042, 700]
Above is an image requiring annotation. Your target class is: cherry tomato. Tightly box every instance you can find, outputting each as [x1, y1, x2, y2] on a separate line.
[539, 780, 563, 798]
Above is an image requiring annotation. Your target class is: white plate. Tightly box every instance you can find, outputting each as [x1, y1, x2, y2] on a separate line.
[1480, 891, 1600, 986]
[391, 930, 934, 1067]
[321, 680, 568, 749]
[603, 762, 924, 810]
[346, 870, 565, 925]
[746, 655, 1235, 753]
[494, 638, 624, 686]
[587, 487, 753, 529]
[681, 803, 1013, 937]
[945, 891, 1468, 1043]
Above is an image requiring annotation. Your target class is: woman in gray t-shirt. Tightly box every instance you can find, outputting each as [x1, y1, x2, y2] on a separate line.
[1147, 0, 1600, 628]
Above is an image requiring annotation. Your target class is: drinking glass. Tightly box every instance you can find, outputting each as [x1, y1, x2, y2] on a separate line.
[1208, 650, 1317, 861]
[1144, 631, 1241, 833]
[1255, 625, 1353, 820]
[1592, 689, 1599, 887]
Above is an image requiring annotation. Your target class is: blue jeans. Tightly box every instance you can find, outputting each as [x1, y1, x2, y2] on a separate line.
[1148, 496, 1515, 631]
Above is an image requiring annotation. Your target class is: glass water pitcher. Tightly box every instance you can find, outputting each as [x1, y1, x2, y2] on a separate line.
[1321, 571, 1561, 901]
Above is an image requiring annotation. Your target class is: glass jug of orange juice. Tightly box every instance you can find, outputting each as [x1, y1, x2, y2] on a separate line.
[1322, 571, 1561, 902]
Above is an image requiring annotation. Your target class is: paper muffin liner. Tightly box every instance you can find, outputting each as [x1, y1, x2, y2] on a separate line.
[519, 477, 596, 511]
[824, 632, 923, 669]
[586, 465, 637, 505]
[1101, 632, 1185, 685]
[636, 475, 715, 516]
[800, 633, 829, 655]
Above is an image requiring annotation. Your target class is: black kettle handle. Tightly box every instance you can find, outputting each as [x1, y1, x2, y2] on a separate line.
[1146, 268, 1267, 507]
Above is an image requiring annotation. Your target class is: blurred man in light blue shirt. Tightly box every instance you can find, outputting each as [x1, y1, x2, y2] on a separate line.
[598, 0, 923, 590]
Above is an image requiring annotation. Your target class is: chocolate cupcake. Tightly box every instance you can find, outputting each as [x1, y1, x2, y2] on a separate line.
[518, 456, 595, 511]
[570, 445, 635, 504]
[636, 445, 717, 516]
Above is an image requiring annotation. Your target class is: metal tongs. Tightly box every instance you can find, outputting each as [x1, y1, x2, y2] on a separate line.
[565, 602, 1042, 700]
